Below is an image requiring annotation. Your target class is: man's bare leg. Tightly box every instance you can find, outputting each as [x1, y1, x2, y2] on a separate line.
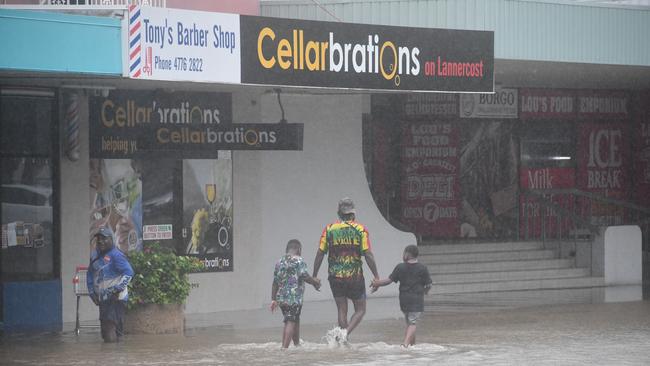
[334, 296, 349, 329]
[346, 298, 366, 336]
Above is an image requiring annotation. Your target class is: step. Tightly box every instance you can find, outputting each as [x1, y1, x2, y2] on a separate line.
[428, 276, 605, 295]
[428, 258, 575, 274]
[420, 249, 556, 264]
[423, 287, 607, 312]
[419, 241, 544, 255]
[431, 268, 590, 284]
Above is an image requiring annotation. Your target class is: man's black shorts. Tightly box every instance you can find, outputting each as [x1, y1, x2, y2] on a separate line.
[280, 303, 302, 323]
[329, 276, 366, 300]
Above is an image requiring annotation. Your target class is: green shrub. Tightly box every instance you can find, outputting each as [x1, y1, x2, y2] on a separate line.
[127, 242, 203, 309]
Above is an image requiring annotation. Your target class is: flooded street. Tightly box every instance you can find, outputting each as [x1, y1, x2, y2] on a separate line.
[2, 295, 649, 365]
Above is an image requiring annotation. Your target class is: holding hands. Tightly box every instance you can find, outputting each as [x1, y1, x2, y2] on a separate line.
[305, 275, 321, 292]
[370, 277, 391, 293]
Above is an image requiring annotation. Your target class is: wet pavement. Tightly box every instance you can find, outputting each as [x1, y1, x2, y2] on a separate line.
[1, 287, 649, 365]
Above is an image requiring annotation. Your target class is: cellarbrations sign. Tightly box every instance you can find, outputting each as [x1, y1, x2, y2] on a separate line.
[126, 6, 494, 93]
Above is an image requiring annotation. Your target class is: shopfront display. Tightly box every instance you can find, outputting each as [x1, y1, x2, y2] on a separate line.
[0, 89, 60, 329]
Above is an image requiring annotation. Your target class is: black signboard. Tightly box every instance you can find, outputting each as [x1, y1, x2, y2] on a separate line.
[240, 15, 494, 93]
[90, 90, 303, 158]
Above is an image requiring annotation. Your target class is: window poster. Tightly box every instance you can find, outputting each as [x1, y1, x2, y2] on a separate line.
[89, 159, 143, 253]
[182, 158, 233, 272]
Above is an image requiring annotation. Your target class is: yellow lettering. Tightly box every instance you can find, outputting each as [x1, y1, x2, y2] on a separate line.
[257, 27, 276, 69]
[101, 100, 114, 127]
[305, 41, 320, 71]
[115, 106, 126, 127]
[171, 130, 181, 143]
[157, 128, 169, 143]
[380, 41, 397, 81]
[277, 39, 291, 70]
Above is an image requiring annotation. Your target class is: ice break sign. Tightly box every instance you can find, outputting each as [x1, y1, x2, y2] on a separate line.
[127, 5, 240, 83]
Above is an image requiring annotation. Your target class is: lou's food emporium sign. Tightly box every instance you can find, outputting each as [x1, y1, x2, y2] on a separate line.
[126, 6, 494, 92]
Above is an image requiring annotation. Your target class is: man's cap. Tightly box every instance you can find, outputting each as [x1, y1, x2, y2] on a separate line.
[94, 226, 113, 239]
[338, 197, 356, 215]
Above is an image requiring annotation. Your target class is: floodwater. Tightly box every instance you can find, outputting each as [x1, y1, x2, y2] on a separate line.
[1, 291, 650, 365]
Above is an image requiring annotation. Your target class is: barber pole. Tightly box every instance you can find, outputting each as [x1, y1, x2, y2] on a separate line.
[65, 92, 80, 161]
[129, 5, 143, 78]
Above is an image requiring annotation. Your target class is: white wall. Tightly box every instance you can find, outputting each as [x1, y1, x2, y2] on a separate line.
[185, 89, 265, 313]
[255, 92, 414, 303]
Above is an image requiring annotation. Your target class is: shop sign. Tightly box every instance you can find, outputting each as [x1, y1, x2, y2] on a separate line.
[519, 89, 576, 120]
[126, 6, 494, 92]
[240, 15, 493, 92]
[460, 87, 518, 118]
[126, 6, 240, 83]
[577, 90, 629, 120]
[89, 90, 304, 158]
[403, 94, 457, 118]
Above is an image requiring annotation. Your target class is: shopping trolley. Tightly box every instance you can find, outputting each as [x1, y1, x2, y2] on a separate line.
[72, 265, 100, 335]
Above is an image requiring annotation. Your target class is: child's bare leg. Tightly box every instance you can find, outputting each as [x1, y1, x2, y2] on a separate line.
[403, 324, 417, 346]
[292, 320, 300, 346]
[282, 321, 296, 348]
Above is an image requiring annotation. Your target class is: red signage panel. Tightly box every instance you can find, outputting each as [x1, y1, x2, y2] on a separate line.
[400, 122, 460, 237]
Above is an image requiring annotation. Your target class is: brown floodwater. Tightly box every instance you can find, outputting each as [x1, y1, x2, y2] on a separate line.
[1, 291, 649, 365]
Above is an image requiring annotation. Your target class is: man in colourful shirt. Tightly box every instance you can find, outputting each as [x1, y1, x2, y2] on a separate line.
[313, 197, 380, 344]
[271, 239, 321, 348]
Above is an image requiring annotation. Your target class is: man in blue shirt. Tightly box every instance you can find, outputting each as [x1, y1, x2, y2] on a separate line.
[87, 226, 134, 342]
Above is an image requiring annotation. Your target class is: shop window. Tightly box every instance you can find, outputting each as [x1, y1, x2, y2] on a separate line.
[1, 92, 58, 282]
[520, 121, 575, 168]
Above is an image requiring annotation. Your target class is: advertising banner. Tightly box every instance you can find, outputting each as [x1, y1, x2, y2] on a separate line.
[519, 167, 576, 238]
[127, 5, 241, 83]
[520, 167, 576, 190]
[400, 122, 460, 237]
[634, 92, 650, 207]
[577, 121, 630, 226]
[577, 122, 629, 197]
[240, 15, 493, 92]
[519, 89, 576, 120]
[89, 90, 303, 158]
[460, 87, 518, 119]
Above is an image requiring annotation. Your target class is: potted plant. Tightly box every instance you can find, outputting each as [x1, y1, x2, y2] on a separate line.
[125, 242, 203, 334]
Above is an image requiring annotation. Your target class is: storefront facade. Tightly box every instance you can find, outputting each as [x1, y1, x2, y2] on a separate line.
[2, 0, 649, 332]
